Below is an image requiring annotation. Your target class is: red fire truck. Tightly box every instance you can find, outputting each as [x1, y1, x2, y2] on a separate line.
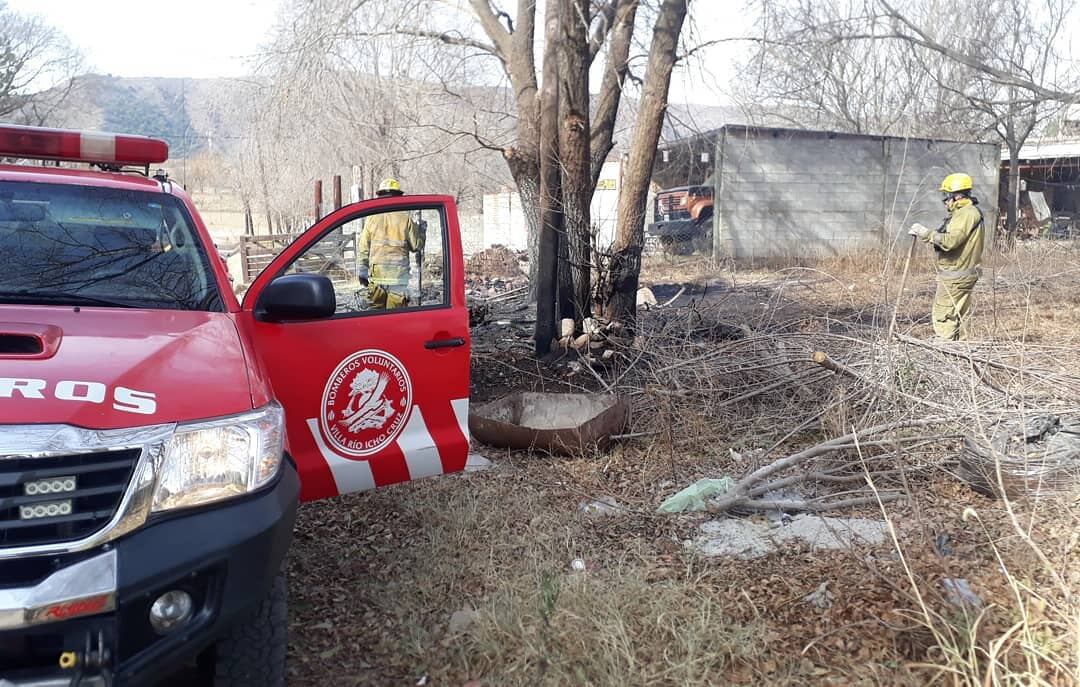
[0, 125, 471, 685]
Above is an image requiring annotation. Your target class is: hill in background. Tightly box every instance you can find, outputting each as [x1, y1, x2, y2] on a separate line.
[50, 74, 746, 161]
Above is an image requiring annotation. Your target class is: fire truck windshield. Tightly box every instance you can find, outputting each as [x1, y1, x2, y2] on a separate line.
[0, 181, 223, 311]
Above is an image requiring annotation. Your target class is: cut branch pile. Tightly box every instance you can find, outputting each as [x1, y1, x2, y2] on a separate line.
[593, 297, 1080, 515]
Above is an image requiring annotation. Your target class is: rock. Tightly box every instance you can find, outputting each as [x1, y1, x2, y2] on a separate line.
[780, 514, 887, 551]
[448, 608, 479, 634]
[934, 532, 954, 557]
[465, 453, 494, 472]
[942, 578, 982, 609]
[803, 582, 835, 610]
[691, 515, 889, 560]
[692, 519, 776, 559]
[579, 496, 621, 516]
[637, 287, 657, 307]
[601, 349, 616, 361]
[560, 318, 575, 338]
[570, 558, 587, 572]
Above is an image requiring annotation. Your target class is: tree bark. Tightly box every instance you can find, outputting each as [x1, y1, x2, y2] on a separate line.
[1006, 146, 1020, 237]
[472, 0, 542, 293]
[559, 0, 593, 320]
[604, 0, 688, 326]
[535, 0, 562, 356]
[590, 0, 639, 188]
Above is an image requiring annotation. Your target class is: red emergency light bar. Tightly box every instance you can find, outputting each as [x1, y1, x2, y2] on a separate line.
[0, 124, 168, 166]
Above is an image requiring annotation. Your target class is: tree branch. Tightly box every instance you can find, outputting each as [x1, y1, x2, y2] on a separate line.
[470, 0, 514, 58]
[588, 0, 618, 62]
[878, 0, 1078, 103]
[590, 0, 639, 181]
[397, 27, 501, 57]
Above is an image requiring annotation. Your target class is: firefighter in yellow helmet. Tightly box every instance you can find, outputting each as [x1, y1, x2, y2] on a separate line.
[908, 173, 985, 340]
[357, 178, 424, 309]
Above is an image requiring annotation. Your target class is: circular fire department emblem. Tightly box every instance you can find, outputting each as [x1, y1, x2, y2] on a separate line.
[319, 349, 413, 457]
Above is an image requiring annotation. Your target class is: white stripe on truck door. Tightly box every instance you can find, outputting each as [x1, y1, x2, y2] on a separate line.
[398, 405, 443, 479]
[305, 418, 377, 492]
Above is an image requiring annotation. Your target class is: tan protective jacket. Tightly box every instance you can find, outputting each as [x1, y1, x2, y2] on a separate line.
[357, 211, 423, 287]
[925, 198, 984, 279]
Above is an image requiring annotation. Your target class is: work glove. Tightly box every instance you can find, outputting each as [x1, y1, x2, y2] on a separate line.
[908, 223, 932, 240]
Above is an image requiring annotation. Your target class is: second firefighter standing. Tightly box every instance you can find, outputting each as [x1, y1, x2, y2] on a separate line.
[357, 178, 424, 310]
[909, 173, 985, 341]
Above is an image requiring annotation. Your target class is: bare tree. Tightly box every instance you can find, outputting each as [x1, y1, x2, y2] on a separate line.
[878, 0, 1077, 235]
[735, 1, 974, 137]
[559, 0, 594, 320]
[603, 0, 688, 325]
[740, 0, 1080, 235]
[0, 1, 83, 125]
[535, 0, 563, 352]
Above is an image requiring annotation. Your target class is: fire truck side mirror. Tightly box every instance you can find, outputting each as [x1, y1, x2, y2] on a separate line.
[255, 274, 337, 322]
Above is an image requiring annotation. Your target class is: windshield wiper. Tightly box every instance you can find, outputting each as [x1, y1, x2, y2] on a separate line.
[0, 291, 141, 308]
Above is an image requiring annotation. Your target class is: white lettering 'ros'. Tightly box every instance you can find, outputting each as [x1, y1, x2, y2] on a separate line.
[0, 378, 157, 415]
[113, 387, 157, 415]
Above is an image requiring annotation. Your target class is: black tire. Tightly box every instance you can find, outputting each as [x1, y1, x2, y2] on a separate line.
[206, 571, 288, 686]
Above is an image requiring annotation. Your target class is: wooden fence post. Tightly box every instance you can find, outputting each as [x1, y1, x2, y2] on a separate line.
[239, 236, 251, 283]
[314, 179, 323, 220]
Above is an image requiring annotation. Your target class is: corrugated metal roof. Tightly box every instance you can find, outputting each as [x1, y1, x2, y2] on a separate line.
[1007, 138, 1080, 161]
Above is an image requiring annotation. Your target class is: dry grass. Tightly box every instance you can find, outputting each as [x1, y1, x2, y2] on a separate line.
[287, 239, 1080, 686]
[463, 569, 768, 686]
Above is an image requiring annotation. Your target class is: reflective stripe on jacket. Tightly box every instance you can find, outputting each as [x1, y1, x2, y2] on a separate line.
[357, 212, 423, 286]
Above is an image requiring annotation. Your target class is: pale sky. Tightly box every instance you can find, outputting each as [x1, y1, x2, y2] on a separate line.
[9, 0, 281, 78]
[11, 0, 749, 105]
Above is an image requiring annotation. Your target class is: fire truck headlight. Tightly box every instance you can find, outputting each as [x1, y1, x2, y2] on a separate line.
[152, 403, 285, 512]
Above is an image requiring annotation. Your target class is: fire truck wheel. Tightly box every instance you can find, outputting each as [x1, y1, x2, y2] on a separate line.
[205, 570, 288, 686]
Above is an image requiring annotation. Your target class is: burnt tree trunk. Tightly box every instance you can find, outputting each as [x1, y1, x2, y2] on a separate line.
[535, 0, 562, 355]
[559, 0, 593, 320]
[604, 0, 688, 327]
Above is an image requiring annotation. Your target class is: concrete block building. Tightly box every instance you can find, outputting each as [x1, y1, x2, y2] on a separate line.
[654, 126, 1001, 259]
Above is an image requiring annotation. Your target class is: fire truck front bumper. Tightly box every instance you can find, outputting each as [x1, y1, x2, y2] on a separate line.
[0, 460, 299, 686]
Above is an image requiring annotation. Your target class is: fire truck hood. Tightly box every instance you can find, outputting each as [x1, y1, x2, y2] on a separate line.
[0, 307, 255, 429]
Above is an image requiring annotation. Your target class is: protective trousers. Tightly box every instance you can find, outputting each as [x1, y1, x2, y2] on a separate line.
[932, 275, 978, 340]
[367, 283, 410, 310]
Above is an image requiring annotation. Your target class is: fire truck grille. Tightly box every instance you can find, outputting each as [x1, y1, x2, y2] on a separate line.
[658, 192, 688, 213]
[0, 448, 140, 548]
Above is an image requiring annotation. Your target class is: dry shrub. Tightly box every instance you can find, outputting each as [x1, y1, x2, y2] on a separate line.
[460, 568, 767, 686]
[885, 495, 1080, 686]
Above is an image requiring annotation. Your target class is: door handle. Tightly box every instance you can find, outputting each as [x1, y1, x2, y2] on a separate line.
[425, 337, 466, 350]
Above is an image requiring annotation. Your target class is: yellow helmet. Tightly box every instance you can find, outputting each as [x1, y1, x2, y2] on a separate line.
[376, 177, 403, 196]
[939, 173, 973, 193]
